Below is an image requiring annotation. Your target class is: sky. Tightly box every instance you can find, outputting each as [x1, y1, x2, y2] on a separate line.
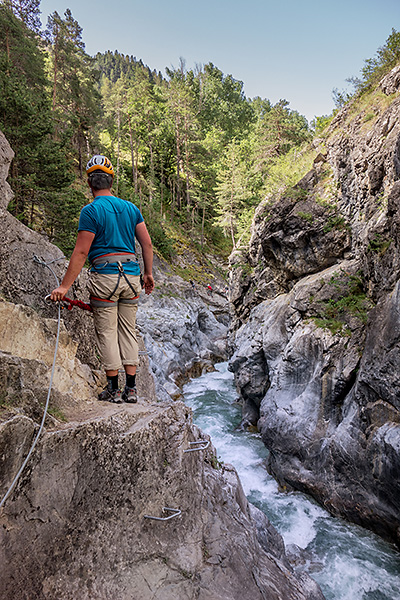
[39, 0, 400, 122]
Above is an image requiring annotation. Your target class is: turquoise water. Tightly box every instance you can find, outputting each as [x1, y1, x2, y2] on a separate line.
[183, 363, 400, 600]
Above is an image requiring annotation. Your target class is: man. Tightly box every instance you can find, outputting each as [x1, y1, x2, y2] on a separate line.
[51, 155, 154, 404]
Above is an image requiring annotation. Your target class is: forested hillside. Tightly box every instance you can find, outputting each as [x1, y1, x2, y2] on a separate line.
[1, 1, 400, 279]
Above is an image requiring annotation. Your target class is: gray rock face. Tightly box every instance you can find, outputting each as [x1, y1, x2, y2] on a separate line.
[229, 67, 400, 547]
[137, 273, 228, 401]
[0, 404, 324, 600]
[0, 130, 99, 370]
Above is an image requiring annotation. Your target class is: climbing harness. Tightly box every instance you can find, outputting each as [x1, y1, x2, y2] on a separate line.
[0, 256, 63, 509]
[90, 253, 140, 308]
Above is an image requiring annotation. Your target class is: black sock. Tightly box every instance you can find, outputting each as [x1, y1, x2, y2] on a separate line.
[107, 375, 119, 391]
[126, 374, 136, 389]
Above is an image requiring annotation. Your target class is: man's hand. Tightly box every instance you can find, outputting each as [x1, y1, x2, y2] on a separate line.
[143, 273, 154, 295]
[50, 286, 69, 302]
[49, 230, 94, 303]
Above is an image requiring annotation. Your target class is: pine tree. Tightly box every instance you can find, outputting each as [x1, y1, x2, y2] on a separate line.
[214, 139, 254, 248]
[2, 0, 41, 32]
[0, 5, 83, 252]
[45, 9, 100, 171]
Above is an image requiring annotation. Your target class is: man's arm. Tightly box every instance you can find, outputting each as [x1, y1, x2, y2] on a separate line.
[135, 221, 154, 295]
[50, 230, 95, 301]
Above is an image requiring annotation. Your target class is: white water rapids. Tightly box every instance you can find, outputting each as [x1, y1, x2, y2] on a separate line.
[183, 363, 400, 600]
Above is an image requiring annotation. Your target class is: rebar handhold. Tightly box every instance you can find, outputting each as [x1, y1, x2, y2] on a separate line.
[144, 507, 182, 521]
[184, 440, 210, 453]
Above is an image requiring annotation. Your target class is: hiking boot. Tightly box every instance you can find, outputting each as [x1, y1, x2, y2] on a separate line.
[122, 385, 138, 403]
[98, 387, 123, 403]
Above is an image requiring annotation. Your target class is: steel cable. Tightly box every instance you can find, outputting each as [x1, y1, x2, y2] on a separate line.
[0, 256, 63, 509]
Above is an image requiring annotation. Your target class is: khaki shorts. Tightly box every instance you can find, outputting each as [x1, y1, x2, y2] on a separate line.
[87, 272, 142, 371]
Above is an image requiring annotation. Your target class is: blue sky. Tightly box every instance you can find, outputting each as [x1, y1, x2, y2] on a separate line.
[39, 0, 400, 122]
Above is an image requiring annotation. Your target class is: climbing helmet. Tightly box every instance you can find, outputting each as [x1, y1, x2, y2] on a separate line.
[86, 155, 114, 176]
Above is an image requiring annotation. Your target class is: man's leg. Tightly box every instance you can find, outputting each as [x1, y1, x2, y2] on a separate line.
[118, 304, 139, 403]
[88, 273, 124, 402]
[93, 306, 123, 403]
[118, 274, 141, 403]
[92, 305, 122, 368]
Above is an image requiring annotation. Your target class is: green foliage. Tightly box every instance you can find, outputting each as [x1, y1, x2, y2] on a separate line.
[297, 211, 314, 223]
[47, 405, 67, 422]
[208, 454, 224, 469]
[0, 5, 77, 250]
[367, 233, 392, 255]
[338, 28, 400, 104]
[312, 271, 373, 336]
[363, 112, 375, 122]
[44, 9, 101, 173]
[264, 145, 315, 198]
[3, 0, 41, 32]
[95, 50, 163, 85]
[313, 317, 347, 336]
[43, 188, 88, 254]
[311, 114, 335, 135]
[194, 62, 255, 142]
[287, 186, 309, 202]
[323, 215, 348, 233]
[358, 28, 400, 91]
[142, 213, 175, 260]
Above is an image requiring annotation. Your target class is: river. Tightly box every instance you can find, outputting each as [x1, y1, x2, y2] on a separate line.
[182, 362, 400, 600]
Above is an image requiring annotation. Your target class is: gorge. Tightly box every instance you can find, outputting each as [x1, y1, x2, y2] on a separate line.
[1, 63, 400, 600]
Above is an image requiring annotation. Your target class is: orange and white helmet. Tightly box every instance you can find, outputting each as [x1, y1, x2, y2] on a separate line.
[86, 155, 114, 176]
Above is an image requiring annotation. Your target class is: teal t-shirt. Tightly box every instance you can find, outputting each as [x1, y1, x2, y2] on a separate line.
[78, 195, 144, 275]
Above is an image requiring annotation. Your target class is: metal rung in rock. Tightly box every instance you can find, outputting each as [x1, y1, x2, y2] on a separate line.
[144, 507, 182, 521]
[184, 440, 210, 453]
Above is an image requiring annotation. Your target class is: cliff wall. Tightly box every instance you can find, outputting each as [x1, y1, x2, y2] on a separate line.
[228, 66, 400, 547]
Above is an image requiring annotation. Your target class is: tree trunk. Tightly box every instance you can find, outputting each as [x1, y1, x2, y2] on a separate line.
[184, 113, 190, 219]
[135, 139, 139, 195]
[175, 113, 181, 211]
[149, 136, 154, 203]
[77, 123, 82, 177]
[230, 158, 236, 249]
[160, 160, 164, 219]
[201, 203, 205, 249]
[5, 28, 10, 65]
[52, 27, 59, 112]
[170, 178, 175, 222]
[116, 107, 121, 196]
[128, 117, 137, 191]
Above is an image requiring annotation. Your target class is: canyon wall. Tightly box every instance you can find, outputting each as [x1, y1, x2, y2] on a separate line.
[229, 66, 400, 547]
